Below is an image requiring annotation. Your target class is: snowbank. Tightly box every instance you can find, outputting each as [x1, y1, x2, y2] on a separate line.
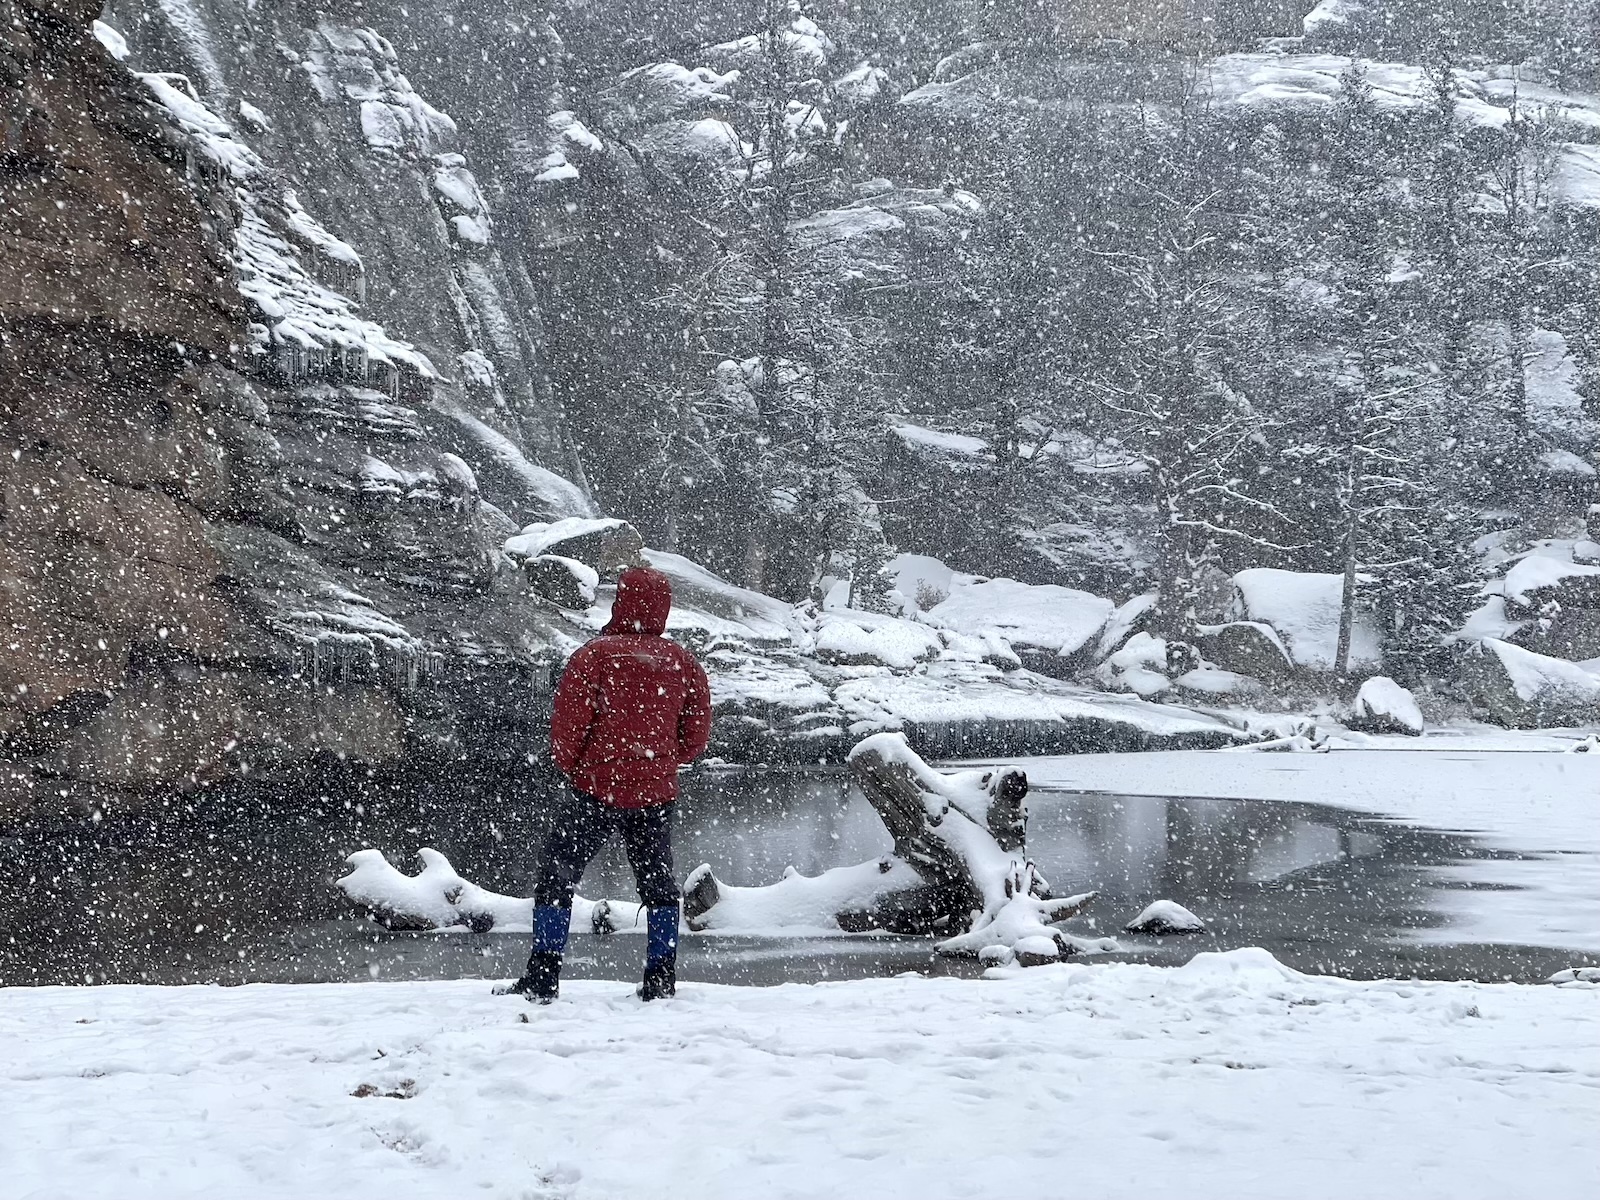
[5, 955, 1596, 1199]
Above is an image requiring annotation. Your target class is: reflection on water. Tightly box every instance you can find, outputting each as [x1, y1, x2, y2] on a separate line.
[0, 766, 1572, 987]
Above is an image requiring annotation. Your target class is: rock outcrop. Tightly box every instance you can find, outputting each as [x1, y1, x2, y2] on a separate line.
[2, 0, 585, 817]
[1459, 639, 1600, 729]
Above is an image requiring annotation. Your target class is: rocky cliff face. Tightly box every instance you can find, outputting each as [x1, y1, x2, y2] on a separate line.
[1, 0, 600, 818]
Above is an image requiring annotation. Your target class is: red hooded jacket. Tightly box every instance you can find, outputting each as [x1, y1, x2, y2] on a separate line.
[549, 565, 713, 807]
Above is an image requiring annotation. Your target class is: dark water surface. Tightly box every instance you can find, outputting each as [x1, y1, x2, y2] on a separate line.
[0, 766, 1579, 987]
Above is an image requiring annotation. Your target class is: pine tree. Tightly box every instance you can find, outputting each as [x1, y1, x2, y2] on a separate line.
[1321, 61, 1479, 680]
[1077, 109, 1295, 646]
[1480, 82, 1563, 491]
[720, 0, 853, 593]
[1324, 61, 1406, 679]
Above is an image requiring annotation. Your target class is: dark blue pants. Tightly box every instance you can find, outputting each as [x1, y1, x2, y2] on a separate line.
[532, 788, 679, 965]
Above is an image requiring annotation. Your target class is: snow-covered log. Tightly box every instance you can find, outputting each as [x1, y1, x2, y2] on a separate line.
[848, 732, 1030, 906]
[337, 738, 1102, 964]
[337, 848, 641, 935]
[685, 733, 1100, 964]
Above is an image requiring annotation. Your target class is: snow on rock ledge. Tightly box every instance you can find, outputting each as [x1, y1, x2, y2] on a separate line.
[134, 67, 437, 389]
[504, 518, 643, 580]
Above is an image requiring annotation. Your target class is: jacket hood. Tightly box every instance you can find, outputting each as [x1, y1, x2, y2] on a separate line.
[603, 565, 672, 636]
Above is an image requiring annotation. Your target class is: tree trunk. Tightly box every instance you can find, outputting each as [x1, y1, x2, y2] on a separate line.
[1152, 475, 1197, 642]
[848, 740, 1022, 917]
[742, 525, 767, 593]
[845, 735, 1094, 959]
[1334, 438, 1361, 681]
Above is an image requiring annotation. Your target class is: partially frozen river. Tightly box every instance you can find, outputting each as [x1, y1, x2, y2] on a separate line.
[3, 753, 1590, 988]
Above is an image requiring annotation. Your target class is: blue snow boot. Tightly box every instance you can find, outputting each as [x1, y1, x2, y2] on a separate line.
[494, 905, 570, 1003]
[638, 905, 679, 1001]
[495, 951, 561, 1004]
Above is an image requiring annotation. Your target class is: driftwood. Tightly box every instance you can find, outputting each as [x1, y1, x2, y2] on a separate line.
[339, 736, 1100, 965]
[337, 848, 639, 936]
[685, 733, 1098, 964]
[846, 735, 1029, 922]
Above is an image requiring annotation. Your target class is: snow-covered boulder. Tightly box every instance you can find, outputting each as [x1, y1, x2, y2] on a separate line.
[1095, 592, 1156, 660]
[1460, 639, 1600, 728]
[1508, 608, 1600, 665]
[1174, 665, 1261, 699]
[1303, 0, 1365, 38]
[1124, 900, 1206, 935]
[1502, 554, 1600, 616]
[637, 550, 796, 644]
[923, 576, 1114, 665]
[526, 555, 598, 610]
[1195, 620, 1295, 682]
[1348, 676, 1424, 736]
[505, 517, 643, 580]
[806, 608, 943, 670]
[1230, 568, 1381, 675]
[1094, 632, 1173, 698]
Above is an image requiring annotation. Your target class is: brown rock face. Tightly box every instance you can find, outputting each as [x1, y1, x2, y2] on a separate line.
[1, 1, 574, 816]
[0, 2, 236, 346]
[0, 4, 420, 808]
[42, 673, 404, 791]
[1, 2, 240, 750]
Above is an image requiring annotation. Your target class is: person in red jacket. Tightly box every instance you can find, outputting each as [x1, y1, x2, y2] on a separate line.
[500, 565, 712, 1004]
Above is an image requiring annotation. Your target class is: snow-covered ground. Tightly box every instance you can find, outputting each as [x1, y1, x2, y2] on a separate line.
[3, 950, 1595, 1200]
[1010, 731, 1600, 952]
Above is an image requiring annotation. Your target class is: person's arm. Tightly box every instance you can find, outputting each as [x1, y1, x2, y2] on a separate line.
[550, 647, 599, 776]
[677, 653, 713, 765]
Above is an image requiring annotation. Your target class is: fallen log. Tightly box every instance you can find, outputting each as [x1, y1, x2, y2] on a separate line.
[686, 732, 1099, 964]
[338, 736, 1102, 965]
[337, 848, 638, 936]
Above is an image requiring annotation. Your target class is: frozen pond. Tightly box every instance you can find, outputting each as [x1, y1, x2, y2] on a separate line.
[0, 765, 1585, 988]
